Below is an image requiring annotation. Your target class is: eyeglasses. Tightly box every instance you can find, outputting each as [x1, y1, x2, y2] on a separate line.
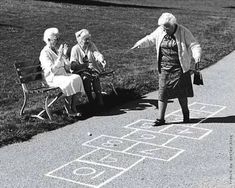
[83, 37, 91, 41]
[49, 37, 60, 42]
[163, 23, 174, 31]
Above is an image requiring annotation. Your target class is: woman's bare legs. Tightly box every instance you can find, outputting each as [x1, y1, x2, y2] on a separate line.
[158, 100, 168, 120]
[153, 100, 167, 126]
[71, 94, 79, 113]
[64, 93, 83, 116]
[93, 78, 104, 106]
[71, 92, 85, 114]
[178, 97, 190, 122]
[83, 76, 95, 104]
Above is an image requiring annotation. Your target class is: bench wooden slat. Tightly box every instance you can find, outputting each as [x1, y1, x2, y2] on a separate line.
[16, 65, 42, 77]
[14, 61, 40, 68]
[30, 86, 59, 92]
[99, 70, 114, 77]
[14, 61, 44, 83]
[19, 72, 43, 83]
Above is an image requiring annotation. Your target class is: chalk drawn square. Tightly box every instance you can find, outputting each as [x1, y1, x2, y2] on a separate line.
[165, 114, 184, 123]
[124, 119, 163, 132]
[83, 135, 137, 152]
[46, 160, 122, 187]
[79, 149, 143, 169]
[170, 110, 211, 121]
[159, 125, 212, 140]
[165, 113, 207, 126]
[189, 102, 225, 113]
[123, 130, 175, 145]
[125, 142, 184, 161]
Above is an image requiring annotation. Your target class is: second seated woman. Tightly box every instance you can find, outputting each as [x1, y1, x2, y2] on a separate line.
[70, 29, 106, 106]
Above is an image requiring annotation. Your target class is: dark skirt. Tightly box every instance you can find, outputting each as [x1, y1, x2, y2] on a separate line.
[158, 68, 193, 101]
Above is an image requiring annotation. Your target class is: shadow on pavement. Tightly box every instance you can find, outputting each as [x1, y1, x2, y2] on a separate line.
[166, 116, 235, 125]
[120, 98, 158, 111]
[203, 116, 235, 123]
[79, 92, 176, 118]
[223, 6, 235, 9]
[181, 116, 235, 124]
[79, 88, 142, 118]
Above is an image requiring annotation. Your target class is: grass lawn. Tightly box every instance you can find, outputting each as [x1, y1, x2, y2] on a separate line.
[0, 0, 234, 147]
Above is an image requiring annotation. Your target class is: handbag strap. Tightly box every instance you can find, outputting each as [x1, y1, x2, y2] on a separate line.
[195, 62, 200, 71]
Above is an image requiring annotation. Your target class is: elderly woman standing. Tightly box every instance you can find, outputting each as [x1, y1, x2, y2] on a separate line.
[70, 29, 106, 106]
[39, 27, 85, 116]
[132, 13, 202, 126]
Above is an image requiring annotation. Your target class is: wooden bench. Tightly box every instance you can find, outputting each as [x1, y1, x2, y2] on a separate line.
[14, 60, 63, 120]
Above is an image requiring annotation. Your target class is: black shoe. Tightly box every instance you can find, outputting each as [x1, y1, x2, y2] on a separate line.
[183, 118, 190, 123]
[153, 119, 165, 126]
[183, 112, 190, 123]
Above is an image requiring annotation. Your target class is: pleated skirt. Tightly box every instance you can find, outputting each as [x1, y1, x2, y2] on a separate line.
[158, 68, 193, 101]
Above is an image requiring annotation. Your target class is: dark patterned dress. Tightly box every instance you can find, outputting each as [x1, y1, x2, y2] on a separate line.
[158, 34, 193, 101]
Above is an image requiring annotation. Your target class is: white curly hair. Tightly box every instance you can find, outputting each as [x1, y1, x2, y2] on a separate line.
[158, 12, 177, 26]
[75, 29, 91, 40]
[43, 27, 59, 44]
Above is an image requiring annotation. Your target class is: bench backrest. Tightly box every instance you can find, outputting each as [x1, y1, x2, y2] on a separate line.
[14, 60, 43, 84]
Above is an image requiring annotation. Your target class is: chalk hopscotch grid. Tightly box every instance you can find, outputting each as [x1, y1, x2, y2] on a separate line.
[45, 149, 145, 188]
[125, 103, 226, 130]
[122, 124, 212, 140]
[123, 102, 200, 130]
[78, 148, 144, 169]
[83, 134, 184, 161]
[158, 124, 213, 140]
[83, 134, 182, 153]
[45, 102, 226, 188]
[45, 148, 101, 188]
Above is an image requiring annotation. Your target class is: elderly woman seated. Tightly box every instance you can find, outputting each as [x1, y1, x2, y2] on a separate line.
[39, 27, 86, 116]
[70, 29, 106, 106]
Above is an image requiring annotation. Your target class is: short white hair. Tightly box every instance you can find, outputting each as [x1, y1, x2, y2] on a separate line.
[43, 27, 59, 44]
[158, 13, 177, 26]
[75, 29, 91, 40]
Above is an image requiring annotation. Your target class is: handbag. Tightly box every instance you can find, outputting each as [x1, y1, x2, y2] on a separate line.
[193, 71, 203, 85]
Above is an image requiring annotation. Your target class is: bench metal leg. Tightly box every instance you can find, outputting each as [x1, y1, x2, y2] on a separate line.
[109, 83, 118, 95]
[31, 114, 45, 120]
[45, 92, 63, 120]
[45, 95, 52, 120]
[33, 92, 63, 120]
[20, 91, 28, 116]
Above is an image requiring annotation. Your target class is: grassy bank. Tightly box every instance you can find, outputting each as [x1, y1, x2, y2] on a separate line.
[0, 0, 234, 147]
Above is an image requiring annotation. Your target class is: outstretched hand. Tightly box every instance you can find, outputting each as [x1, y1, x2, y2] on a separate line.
[131, 43, 140, 50]
[125, 44, 139, 54]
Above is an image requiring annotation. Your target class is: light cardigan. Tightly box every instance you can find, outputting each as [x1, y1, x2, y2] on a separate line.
[70, 42, 106, 73]
[39, 45, 70, 83]
[136, 24, 202, 73]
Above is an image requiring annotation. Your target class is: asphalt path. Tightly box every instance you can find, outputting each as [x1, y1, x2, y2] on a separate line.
[0, 51, 235, 188]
